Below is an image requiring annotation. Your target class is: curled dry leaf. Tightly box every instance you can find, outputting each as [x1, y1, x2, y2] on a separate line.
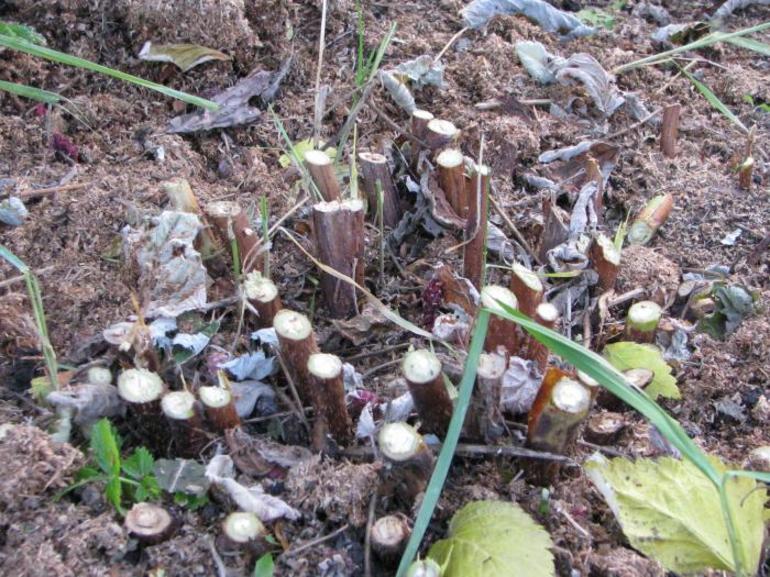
[168, 56, 292, 133]
[462, 0, 594, 40]
[0, 196, 28, 226]
[500, 356, 542, 414]
[47, 383, 124, 429]
[138, 41, 230, 72]
[379, 70, 416, 114]
[393, 54, 445, 89]
[205, 454, 301, 521]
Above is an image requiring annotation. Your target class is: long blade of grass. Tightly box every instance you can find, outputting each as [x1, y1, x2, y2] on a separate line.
[724, 36, 770, 57]
[679, 66, 748, 133]
[612, 22, 770, 74]
[0, 34, 218, 110]
[395, 310, 490, 577]
[0, 79, 61, 103]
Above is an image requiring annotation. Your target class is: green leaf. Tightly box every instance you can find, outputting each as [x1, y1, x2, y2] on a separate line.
[680, 67, 748, 134]
[428, 501, 555, 577]
[0, 34, 218, 110]
[122, 447, 155, 479]
[0, 21, 45, 44]
[698, 284, 755, 340]
[0, 80, 61, 103]
[253, 553, 275, 577]
[174, 492, 210, 510]
[577, 8, 616, 30]
[75, 466, 102, 482]
[138, 41, 230, 72]
[105, 476, 123, 514]
[602, 342, 680, 400]
[585, 455, 767, 574]
[278, 139, 337, 168]
[90, 418, 122, 477]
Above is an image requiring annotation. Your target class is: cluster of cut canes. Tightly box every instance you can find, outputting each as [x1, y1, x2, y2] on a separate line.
[104, 100, 692, 574]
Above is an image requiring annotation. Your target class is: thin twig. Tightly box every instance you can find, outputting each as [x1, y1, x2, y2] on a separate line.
[364, 491, 378, 577]
[433, 27, 468, 63]
[489, 193, 542, 266]
[282, 524, 350, 557]
[206, 536, 228, 577]
[313, 0, 329, 147]
[474, 98, 551, 111]
[16, 182, 89, 200]
[275, 352, 310, 431]
[606, 108, 663, 141]
[344, 342, 411, 362]
[0, 266, 55, 289]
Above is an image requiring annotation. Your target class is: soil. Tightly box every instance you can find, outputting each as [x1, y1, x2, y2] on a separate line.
[1, 0, 770, 576]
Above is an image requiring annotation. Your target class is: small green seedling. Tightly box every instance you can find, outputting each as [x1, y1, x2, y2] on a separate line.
[61, 418, 160, 515]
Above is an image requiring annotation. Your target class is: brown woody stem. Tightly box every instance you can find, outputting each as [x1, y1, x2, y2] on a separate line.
[467, 352, 506, 443]
[206, 200, 261, 273]
[526, 368, 591, 484]
[480, 285, 520, 357]
[304, 149, 340, 201]
[307, 353, 352, 445]
[371, 514, 411, 566]
[424, 119, 459, 151]
[312, 199, 365, 318]
[378, 422, 435, 501]
[583, 412, 626, 445]
[628, 194, 674, 246]
[436, 149, 467, 218]
[660, 103, 681, 158]
[590, 234, 621, 292]
[163, 177, 219, 258]
[117, 368, 165, 448]
[463, 163, 489, 289]
[274, 309, 320, 406]
[244, 271, 283, 329]
[410, 109, 434, 168]
[509, 263, 543, 318]
[524, 302, 560, 371]
[359, 151, 401, 227]
[161, 390, 207, 458]
[125, 502, 175, 544]
[739, 156, 754, 191]
[199, 384, 240, 431]
[625, 300, 662, 343]
[401, 349, 453, 437]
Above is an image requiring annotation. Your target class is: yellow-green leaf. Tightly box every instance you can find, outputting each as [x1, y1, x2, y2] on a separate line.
[138, 41, 230, 72]
[428, 501, 555, 577]
[602, 341, 680, 400]
[585, 455, 767, 574]
[278, 139, 337, 169]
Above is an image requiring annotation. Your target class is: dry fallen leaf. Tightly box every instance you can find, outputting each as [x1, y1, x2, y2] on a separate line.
[138, 41, 230, 72]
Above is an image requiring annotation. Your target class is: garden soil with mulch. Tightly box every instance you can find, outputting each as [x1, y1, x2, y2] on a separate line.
[1, 0, 769, 576]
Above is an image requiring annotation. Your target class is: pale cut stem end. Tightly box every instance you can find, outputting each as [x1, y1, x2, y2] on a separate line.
[87, 366, 113, 386]
[584, 412, 626, 445]
[244, 271, 278, 303]
[125, 502, 174, 544]
[401, 349, 442, 385]
[303, 149, 333, 167]
[198, 386, 233, 409]
[371, 515, 411, 563]
[535, 302, 559, 324]
[406, 559, 443, 577]
[161, 390, 196, 420]
[436, 148, 464, 168]
[274, 309, 313, 341]
[552, 377, 592, 415]
[223, 512, 266, 544]
[378, 422, 425, 462]
[117, 368, 164, 404]
[307, 353, 343, 380]
[624, 368, 654, 389]
[480, 284, 518, 314]
[626, 301, 663, 333]
[747, 446, 770, 472]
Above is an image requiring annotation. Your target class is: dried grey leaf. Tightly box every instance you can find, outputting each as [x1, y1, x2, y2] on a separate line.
[379, 70, 416, 114]
[711, 0, 770, 24]
[555, 53, 625, 117]
[393, 55, 445, 89]
[155, 458, 210, 496]
[462, 0, 594, 40]
[515, 41, 563, 84]
[500, 357, 541, 414]
[167, 57, 292, 133]
[47, 383, 124, 428]
[0, 196, 28, 226]
[206, 454, 301, 521]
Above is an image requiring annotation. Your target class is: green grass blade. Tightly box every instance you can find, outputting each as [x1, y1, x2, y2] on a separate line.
[395, 310, 490, 577]
[0, 79, 61, 103]
[0, 21, 46, 44]
[0, 34, 218, 110]
[679, 67, 748, 133]
[0, 243, 28, 272]
[612, 22, 770, 74]
[724, 36, 770, 57]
